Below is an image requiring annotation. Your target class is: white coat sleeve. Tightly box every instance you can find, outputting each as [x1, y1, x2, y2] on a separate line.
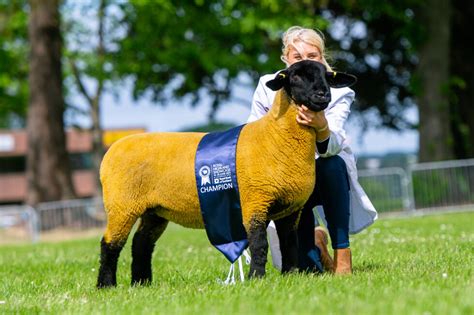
[317, 87, 354, 157]
[247, 77, 271, 123]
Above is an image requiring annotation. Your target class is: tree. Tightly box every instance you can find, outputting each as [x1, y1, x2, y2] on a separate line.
[450, 0, 474, 158]
[320, 1, 421, 131]
[416, 0, 452, 161]
[26, 0, 75, 205]
[315, 1, 461, 161]
[113, 1, 329, 121]
[3, 0, 473, 165]
[63, 0, 120, 196]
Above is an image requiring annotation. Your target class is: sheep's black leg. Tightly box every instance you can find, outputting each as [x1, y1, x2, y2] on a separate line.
[97, 209, 140, 288]
[247, 217, 268, 279]
[274, 211, 300, 274]
[131, 210, 169, 286]
[97, 238, 124, 288]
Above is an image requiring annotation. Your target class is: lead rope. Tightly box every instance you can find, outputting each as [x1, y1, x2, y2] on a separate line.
[223, 263, 235, 285]
[240, 249, 251, 281]
[219, 249, 251, 285]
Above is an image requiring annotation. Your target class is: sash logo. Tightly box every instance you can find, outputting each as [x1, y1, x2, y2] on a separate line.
[199, 166, 211, 186]
[199, 163, 234, 193]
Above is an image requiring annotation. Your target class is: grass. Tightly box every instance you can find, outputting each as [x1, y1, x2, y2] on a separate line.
[0, 212, 473, 314]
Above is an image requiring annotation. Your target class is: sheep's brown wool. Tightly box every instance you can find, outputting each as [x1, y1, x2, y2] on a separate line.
[96, 60, 357, 288]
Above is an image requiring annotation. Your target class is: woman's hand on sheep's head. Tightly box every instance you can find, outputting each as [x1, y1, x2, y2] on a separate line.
[296, 105, 330, 141]
[296, 105, 328, 129]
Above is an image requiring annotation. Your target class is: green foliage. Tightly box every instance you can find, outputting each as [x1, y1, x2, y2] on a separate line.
[2, 0, 472, 162]
[0, 1, 28, 128]
[61, 1, 125, 115]
[113, 0, 330, 116]
[321, 0, 425, 131]
[0, 212, 473, 313]
[1, 0, 426, 131]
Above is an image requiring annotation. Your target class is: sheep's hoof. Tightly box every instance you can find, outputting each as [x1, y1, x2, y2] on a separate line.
[96, 281, 116, 289]
[131, 279, 152, 287]
[248, 268, 265, 279]
[97, 273, 117, 289]
[281, 266, 299, 275]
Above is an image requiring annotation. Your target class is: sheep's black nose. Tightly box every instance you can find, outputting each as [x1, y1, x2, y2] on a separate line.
[317, 91, 326, 97]
[311, 91, 330, 103]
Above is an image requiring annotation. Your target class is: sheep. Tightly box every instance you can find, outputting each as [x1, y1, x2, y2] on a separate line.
[96, 60, 357, 288]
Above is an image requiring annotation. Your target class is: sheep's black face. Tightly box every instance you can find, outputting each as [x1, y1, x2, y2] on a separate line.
[266, 60, 357, 112]
[286, 61, 331, 112]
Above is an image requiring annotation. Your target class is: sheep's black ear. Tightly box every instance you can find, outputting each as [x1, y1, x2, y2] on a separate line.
[326, 72, 357, 88]
[266, 70, 289, 91]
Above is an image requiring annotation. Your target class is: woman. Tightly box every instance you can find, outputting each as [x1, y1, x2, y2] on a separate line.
[247, 26, 378, 274]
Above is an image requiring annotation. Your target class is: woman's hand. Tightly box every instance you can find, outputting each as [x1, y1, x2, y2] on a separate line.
[296, 105, 330, 141]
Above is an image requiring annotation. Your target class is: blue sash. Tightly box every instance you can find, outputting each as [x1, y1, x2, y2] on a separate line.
[195, 125, 248, 263]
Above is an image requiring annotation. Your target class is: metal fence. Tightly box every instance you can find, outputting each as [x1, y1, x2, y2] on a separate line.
[0, 198, 104, 242]
[409, 158, 474, 211]
[0, 205, 39, 243]
[36, 197, 105, 231]
[1, 158, 473, 243]
[359, 158, 474, 213]
[358, 167, 412, 213]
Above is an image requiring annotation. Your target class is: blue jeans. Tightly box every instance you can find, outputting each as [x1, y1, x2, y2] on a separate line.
[297, 155, 351, 272]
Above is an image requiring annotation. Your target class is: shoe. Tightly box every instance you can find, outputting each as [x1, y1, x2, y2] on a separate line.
[314, 227, 334, 273]
[334, 248, 352, 275]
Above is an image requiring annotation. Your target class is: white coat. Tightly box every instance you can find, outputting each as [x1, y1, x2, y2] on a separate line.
[248, 73, 378, 234]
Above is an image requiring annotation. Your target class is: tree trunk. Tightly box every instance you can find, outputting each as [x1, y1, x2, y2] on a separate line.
[91, 95, 104, 197]
[91, 0, 106, 198]
[450, 0, 474, 158]
[26, 0, 75, 205]
[417, 0, 453, 162]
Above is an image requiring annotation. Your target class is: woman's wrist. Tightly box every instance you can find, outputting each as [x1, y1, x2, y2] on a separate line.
[316, 124, 328, 133]
[316, 126, 330, 142]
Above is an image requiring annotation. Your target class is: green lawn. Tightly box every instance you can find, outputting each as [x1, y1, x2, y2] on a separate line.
[1, 212, 473, 314]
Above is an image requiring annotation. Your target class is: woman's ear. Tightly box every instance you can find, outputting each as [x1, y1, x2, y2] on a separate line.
[326, 72, 357, 88]
[266, 70, 289, 91]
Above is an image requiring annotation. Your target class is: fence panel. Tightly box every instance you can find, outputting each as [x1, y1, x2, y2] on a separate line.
[409, 159, 474, 210]
[0, 205, 39, 243]
[37, 198, 105, 231]
[358, 167, 411, 213]
[2, 158, 474, 244]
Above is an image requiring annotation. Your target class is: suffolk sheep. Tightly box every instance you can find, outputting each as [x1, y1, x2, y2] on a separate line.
[97, 60, 357, 288]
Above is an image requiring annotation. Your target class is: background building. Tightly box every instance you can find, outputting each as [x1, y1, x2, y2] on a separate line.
[0, 128, 145, 204]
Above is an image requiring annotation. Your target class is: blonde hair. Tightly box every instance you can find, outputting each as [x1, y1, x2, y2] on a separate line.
[281, 26, 333, 71]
